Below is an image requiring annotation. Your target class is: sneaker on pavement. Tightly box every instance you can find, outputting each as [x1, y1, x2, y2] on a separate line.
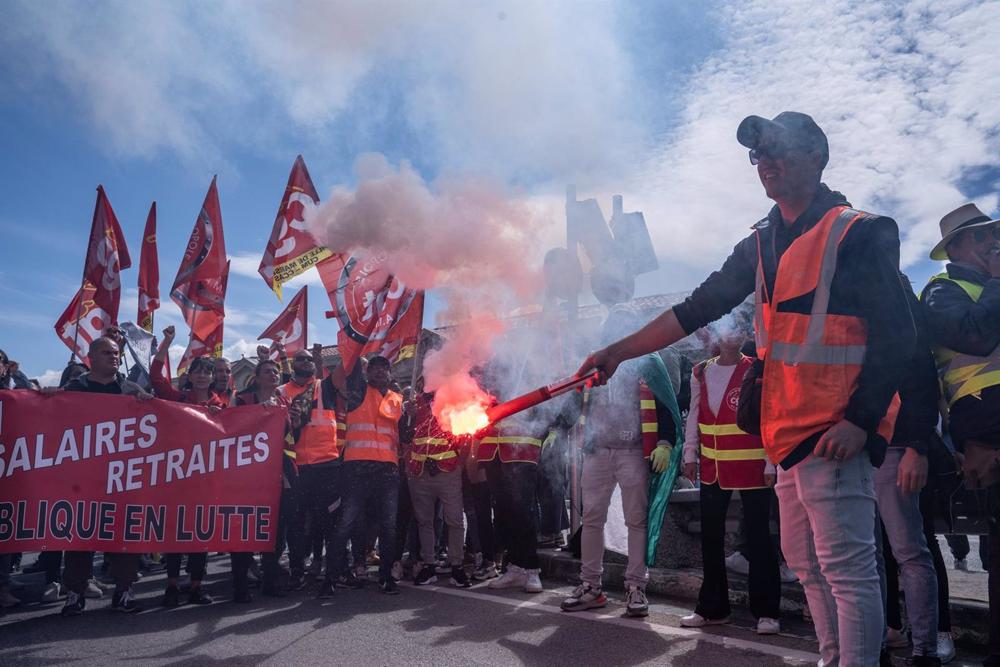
[523, 569, 543, 593]
[60, 591, 85, 616]
[162, 584, 181, 608]
[561, 583, 607, 612]
[725, 552, 750, 576]
[391, 560, 404, 582]
[336, 572, 366, 589]
[316, 579, 336, 600]
[435, 559, 451, 575]
[380, 577, 400, 595]
[187, 587, 213, 605]
[450, 566, 472, 588]
[84, 579, 104, 599]
[474, 561, 499, 581]
[353, 564, 368, 580]
[936, 632, 956, 664]
[625, 585, 649, 618]
[953, 558, 969, 572]
[42, 582, 63, 603]
[756, 617, 781, 635]
[779, 562, 799, 584]
[415, 565, 438, 586]
[489, 564, 527, 590]
[0, 588, 20, 608]
[886, 626, 910, 648]
[112, 586, 140, 613]
[680, 612, 729, 628]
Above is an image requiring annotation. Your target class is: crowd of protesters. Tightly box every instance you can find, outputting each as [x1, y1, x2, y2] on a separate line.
[2, 111, 1000, 667]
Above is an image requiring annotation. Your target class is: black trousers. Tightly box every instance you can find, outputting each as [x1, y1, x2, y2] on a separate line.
[485, 460, 538, 570]
[920, 488, 952, 632]
[290, 460, 343, 576]
[166, 553, 207, 581]
[393, 470, 415, 562]
[63, 552, 138, 594]
[696, 483, 781, 620]
[987, 483, 1000, 664]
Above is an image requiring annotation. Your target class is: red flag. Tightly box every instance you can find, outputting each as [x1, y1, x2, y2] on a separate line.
[320, 252, 424, 373]
[137, 202, 159, 332]
[258, 285, 308, 356]
[171, 177, 227, 341]
[177, 260, 230, 376]
[259, 155, 333, 300]
[54, 186, 132, 361]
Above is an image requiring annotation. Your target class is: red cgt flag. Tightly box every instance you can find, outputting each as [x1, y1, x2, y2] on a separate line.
[55, 186, 132, 361]
[177, 260, 230, 376]
[258, 285, 308, 356]
[259, 155, 332, 300]
[171, 177, 227, 341]
[319, 252, 424, 373]
[137, 202, 159, 332]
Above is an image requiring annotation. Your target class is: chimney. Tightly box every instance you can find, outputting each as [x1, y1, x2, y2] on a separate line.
[612, 194, 623, 217]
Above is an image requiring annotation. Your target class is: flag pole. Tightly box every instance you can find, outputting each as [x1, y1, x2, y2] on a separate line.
[69, 186, 105, 364]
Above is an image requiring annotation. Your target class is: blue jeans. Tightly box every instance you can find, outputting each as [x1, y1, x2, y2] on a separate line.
[777, 453, 883, 667]
[326, 461, 399, 581]
[875, 447, 938, 658]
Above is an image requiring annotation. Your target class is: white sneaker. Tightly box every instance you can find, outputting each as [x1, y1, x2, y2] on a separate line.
[523, 569, 543, 593]
[779, 562, 798, 584]
[885, 626, 909, 648]
[84, 579, 103, 599]
[680, 612, 729, 628]
[756, 617, 781, 635]
[937, 631, 956, 664]
[391, 560, 403, 582]
[725, 552, 750, 576]
[953, 557, 969, 572]
[42, 582, 63, 602]
[488, 564, 527, 589]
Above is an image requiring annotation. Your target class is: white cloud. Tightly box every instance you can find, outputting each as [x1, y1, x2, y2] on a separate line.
[35, 369, 63, 387]
[628, 0, 1000, 276]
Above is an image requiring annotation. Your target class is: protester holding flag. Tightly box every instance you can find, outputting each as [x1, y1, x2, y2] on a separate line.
[277, 350, 345, 596]
[151, 326, 226, 607]
[59, 336, 149, 616]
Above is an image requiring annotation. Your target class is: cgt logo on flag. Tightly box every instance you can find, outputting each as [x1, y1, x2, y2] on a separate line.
[330, 254, 417, 346]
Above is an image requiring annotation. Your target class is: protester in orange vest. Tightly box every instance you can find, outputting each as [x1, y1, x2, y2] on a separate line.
[278, 349, 344, 595]
[679, 323, 781, 635]
[321, 355, 406, 596]
[401, 385, 472, 588]
[577, 111, 916, 667]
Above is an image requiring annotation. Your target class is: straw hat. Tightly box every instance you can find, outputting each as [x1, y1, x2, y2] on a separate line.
[930, 203, 1000, 261]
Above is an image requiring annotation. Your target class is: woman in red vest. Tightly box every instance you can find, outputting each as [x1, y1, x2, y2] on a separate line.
[680, 325, 782, 635]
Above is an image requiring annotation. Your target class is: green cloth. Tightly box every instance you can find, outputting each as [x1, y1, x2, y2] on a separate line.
[639, 352, 684, 566]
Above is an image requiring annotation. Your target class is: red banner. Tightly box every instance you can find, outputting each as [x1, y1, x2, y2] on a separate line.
[259, 155, 333, 300]
[171, 177, 227, 341]
[178, 261, 230, 376]
[137, 202, 159, 332]
[258, 285, 308, 356]
[55, 186, 133, 361]
[320, 252, 424, 372]
[0, 390, 285, 553]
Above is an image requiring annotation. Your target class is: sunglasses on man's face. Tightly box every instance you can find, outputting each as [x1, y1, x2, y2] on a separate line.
[971, 225, 1000, 243]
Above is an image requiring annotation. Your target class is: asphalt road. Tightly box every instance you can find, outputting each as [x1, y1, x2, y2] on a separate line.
[0, 558, 987, 666]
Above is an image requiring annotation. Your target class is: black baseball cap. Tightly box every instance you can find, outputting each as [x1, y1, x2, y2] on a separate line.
[737, 111, 829, 169]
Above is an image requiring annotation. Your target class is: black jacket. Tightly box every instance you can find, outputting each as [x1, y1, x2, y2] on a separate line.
[673, 185, 915, 468]
[921, 263, 1000, 448]
[891, 283, 941, 453]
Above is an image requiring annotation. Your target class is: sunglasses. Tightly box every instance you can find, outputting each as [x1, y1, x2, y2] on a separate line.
[749, 142, 795, 165]
[971, 226, 1000, 243]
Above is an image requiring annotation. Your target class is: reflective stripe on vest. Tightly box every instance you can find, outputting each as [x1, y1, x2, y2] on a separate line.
[278, 379, 339, 465]
[344, 387, 401, 464]
[408, 402, 460, 475]
[639, 382, 659, 457]
[755, 207, 899, 463]
[694, 355, 768, 489]
[927, 274, 1000, 406]
[476, 428, 542, 463]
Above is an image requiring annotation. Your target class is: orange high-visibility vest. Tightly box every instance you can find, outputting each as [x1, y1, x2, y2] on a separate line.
[278, 379, 340, 465]
[477, 422, 542, 464]
[754, 205, 900, 464]
[694, 356, 768, 489]
[343, 386, 403, 464]
[407, 400, 460, 476]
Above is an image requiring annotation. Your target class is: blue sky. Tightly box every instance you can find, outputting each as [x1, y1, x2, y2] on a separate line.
[1, 1, 998, 382]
